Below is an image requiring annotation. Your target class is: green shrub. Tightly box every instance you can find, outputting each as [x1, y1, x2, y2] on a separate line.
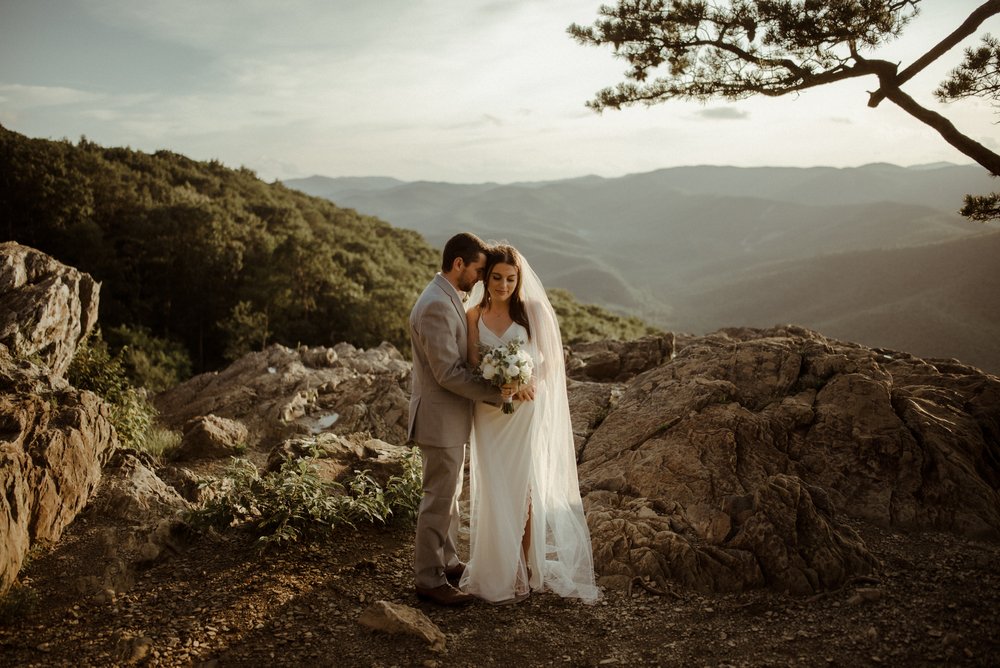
[144, 426, 183, 460]
[548, 288, 659, 344]
[189, 446, 424, 549]
[385, 447, 422, 523]
[218, 301, 271, 362]
[0, 584, 39, 625]
[342, 470, 391, 526]
[105, 324, 193, 392]
[67, 333, 157, 451]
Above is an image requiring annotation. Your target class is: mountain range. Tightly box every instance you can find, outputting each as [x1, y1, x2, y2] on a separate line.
[285, 163, 1000, 374]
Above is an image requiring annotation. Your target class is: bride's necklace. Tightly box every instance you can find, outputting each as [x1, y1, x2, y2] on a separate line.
[482, 306, 513, 338]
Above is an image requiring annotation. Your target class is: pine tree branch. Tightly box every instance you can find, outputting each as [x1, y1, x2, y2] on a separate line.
[868, 0, 1000, 107]
[881, 85, 1000, 175]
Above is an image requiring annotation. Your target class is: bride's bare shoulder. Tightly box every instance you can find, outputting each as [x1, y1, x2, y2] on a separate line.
[466, 306, 481, 325]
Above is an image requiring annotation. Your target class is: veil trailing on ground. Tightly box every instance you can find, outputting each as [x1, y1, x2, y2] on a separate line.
[466, 251, 600, 602]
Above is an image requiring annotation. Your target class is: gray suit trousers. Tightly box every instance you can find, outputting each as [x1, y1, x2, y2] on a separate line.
[413, 442, 465, 588]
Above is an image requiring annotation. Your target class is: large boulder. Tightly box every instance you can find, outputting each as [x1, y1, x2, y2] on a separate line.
[173, 415, 249, 461]
[0, 242, 100, 378]
[0, 244, 114, 595]
[91, 450, 191, 523]
[0, 345, 117, 594]
[575, 325, 1000, 594]
[154, 342, 411, 449]
[566, 333, 675, 382]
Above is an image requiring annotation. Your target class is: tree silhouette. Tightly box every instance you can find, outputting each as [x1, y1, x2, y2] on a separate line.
[569, 0, 1000, 221]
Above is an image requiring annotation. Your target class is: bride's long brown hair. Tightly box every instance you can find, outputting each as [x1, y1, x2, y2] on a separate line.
[478, 244, 531, 340]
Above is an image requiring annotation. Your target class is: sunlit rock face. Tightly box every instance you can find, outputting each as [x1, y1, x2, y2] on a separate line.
[0, 244, 114, 595]
[571, 326, 1000, 594]
[154, 341, 411, 449]
[0, 241, 100, 379]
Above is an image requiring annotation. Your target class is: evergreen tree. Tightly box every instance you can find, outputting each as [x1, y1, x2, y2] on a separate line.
[569, 0, 1000, 221]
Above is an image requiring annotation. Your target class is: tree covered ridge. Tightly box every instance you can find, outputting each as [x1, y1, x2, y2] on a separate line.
[1, 125, 656, 381]
[0, 124, 437, 371]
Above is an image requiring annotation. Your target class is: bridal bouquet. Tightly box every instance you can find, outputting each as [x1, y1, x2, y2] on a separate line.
[478, 338, 534, 414]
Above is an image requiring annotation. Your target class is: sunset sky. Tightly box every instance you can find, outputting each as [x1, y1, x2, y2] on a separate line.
[1, 0, 997, 183]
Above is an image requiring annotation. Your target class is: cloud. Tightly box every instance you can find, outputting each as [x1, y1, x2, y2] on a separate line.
[0, 84, 101, 108]
[696, 107, 750, 120]
[86, 0, 468, 53]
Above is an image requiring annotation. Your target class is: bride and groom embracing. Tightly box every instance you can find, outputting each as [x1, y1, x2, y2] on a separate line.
[408, 232, 600, 606]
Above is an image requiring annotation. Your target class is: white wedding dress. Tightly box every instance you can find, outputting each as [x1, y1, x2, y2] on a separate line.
[460, 260, 599, 604]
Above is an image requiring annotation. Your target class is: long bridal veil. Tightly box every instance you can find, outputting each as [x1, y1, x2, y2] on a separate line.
[466, 251, 600, 602]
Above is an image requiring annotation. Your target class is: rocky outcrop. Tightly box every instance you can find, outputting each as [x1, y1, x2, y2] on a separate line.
[154, 342, 410, 449]
[566, 333, 674, 382]
[566, 379, 624, 460]
[0, 345, 117, 594]
[2, 240, 996, 606]
[574, 325, 1000, 594]
[0, 242, 100, 378]
[0, 243, 115, 595]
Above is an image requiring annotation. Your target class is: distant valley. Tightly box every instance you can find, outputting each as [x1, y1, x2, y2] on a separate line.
[285, 164, 1000, 373]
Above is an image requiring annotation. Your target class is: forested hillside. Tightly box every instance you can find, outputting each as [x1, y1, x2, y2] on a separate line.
[1, 126, 651, 378]
[0, 125, 439, 372]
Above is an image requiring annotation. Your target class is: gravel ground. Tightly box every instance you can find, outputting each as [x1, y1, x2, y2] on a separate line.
[2, 506, 998, 667]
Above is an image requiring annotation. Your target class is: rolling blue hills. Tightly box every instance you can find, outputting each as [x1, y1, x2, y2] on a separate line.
[286, 163, 1000, 373]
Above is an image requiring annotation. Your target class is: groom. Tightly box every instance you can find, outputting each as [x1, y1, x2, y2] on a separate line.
[408, 232, 503, 606]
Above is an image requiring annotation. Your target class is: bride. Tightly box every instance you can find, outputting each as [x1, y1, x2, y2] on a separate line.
[459, 244, 599, 604]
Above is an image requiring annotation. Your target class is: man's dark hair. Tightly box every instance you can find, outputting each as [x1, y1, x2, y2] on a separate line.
[441, 232, 488, 272]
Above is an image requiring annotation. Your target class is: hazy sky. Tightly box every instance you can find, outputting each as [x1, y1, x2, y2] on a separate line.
[1, 0, 997, 183]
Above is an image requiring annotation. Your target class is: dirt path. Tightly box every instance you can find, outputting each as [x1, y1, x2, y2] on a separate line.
[2, 509, 998, 667]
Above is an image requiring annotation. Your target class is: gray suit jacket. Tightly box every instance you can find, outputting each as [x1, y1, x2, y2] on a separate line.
[408, 274, 498, 448]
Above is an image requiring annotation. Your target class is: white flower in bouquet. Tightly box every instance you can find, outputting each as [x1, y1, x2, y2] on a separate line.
[477, 338, 534, 414]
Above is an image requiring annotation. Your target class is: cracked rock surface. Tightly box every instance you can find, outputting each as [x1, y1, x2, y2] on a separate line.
[576, 326, 999, 594]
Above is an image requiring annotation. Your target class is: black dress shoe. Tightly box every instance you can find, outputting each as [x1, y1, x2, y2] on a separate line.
[415, 583, 474, 606]
[444, 562, 466, 583]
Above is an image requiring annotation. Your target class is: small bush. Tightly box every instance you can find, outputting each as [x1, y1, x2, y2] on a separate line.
[105, 324, 193, 392]
[386, 447, 422, 523]
[0, 584, 40, 625]
[67, 332, 157, 451]
[218, 301, 270, 362]
[144, 426, 183, 460]
[189, 446, 424, 549]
